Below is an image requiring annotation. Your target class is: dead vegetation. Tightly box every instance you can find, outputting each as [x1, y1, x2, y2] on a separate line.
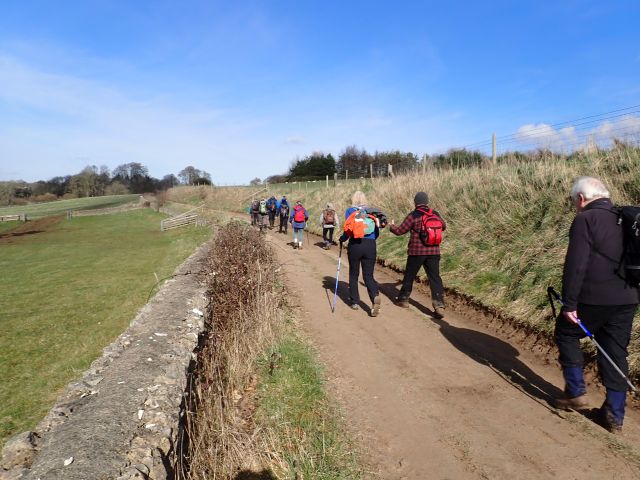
[178, 221, 283, 478]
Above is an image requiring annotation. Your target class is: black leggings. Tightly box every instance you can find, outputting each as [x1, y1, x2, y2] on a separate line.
[347, 238, 378, 303]
[323, 227, 335, 243]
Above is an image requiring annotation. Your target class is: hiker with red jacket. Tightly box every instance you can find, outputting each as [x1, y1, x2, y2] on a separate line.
[319, 202, 339, 250]
[289, 200, 308, 249]
[390, 191, 446, 318]
[339, 191, 382, 316]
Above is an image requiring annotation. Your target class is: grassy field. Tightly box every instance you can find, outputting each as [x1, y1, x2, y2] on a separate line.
[168, 145, 640, 379]
[0, 209, 211, 445]
[0, 194, 139, 219]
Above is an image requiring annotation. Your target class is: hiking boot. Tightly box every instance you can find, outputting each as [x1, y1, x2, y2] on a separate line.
[395, 297, 410, 308]
[432, 303, 445, 319]
[350, 303, 359, 310]
[554, 394, 589, 410]
[371, 295, 382, 317]
[298, 244, 303, 250]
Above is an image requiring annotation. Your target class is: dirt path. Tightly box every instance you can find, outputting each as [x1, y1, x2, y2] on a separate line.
[263, 228, 640, 479]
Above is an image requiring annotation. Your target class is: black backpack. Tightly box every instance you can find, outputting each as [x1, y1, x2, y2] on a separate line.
[365, 207, 388, 229]
[617, 206, 640, 287]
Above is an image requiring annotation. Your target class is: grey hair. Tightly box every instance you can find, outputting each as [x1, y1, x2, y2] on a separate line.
[570, 176, 610, 201]
[351, 190, 367, 206]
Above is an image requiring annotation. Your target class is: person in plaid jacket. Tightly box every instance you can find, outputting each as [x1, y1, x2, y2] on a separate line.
[389, 191, 446, 318]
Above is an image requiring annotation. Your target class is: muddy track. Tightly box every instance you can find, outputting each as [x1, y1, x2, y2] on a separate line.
[259, 225, 640, 480]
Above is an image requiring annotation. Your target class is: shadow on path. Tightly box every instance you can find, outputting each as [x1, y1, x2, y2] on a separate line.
[322, 276, 372, 313]
[378, 281, 564, 408]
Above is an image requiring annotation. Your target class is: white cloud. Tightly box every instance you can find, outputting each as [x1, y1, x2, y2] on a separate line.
[285, 135, 305, 144]
[514, 115, 640, 152]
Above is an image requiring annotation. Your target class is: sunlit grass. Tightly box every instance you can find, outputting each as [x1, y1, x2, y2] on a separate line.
[0, 209, 211, 445]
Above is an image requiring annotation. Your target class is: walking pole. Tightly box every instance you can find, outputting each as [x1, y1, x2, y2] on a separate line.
[332, 243, 343, 313]
[548, 287, 638, 393]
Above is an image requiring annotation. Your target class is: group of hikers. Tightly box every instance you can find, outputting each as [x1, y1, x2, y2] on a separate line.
[249, 176, 639, 434]
[249, 195, 339, 250]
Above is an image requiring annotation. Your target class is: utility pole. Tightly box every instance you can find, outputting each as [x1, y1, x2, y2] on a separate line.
[370, 163, 373, 180]
[492, 133, 497, 165]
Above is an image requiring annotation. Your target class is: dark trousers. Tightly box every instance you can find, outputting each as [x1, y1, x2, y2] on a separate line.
[398, 255, 444, 306]
[251, 212, 260, 226]
[323, 227, 335, 244]
[279, 215, 288, 233]
[268, 210, 276, 227]
[347, 238, 379, 304]
[555, 304, 637, 392]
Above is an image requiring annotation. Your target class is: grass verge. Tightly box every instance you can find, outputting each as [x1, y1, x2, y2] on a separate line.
[179, 222, 361, 479]
[0, 209, 211, 446]
[258, 331, 361, 479]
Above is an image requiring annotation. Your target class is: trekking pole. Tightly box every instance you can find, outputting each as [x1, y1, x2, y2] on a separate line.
[547, 287, 638, 393]
[331, 243, 343, 313]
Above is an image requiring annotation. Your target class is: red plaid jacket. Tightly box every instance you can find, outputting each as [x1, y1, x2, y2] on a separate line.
[390, 206, 446, 256]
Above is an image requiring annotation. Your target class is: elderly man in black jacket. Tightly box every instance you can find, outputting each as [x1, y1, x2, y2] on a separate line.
[555, 176, 639, 432]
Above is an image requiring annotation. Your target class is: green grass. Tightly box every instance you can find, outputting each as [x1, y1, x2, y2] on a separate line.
[0, 194, 140, 219]
[0, 221, 20, 234]
[0, 209, 211, 445]
[258, 332, 361, 479]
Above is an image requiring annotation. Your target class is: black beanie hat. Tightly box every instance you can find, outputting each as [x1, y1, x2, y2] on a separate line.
[414, 191, 429, 206]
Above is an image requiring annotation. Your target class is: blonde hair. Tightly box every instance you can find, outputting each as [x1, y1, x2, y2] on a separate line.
[570, 176, 610, 202]
[351, 190, 367, 206]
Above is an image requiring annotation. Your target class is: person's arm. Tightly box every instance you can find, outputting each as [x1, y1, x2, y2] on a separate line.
[390, 213, 414, 236]
[562, 215, 591, 314]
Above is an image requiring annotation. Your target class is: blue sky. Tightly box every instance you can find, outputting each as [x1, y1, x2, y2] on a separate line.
[1, 1, 639, 184]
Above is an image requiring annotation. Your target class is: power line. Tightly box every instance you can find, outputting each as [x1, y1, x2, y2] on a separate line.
[462, 104, 640, 149]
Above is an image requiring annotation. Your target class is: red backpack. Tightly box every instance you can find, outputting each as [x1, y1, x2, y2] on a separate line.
[293, 205, 306, 222]
[415, 208, 443, 246]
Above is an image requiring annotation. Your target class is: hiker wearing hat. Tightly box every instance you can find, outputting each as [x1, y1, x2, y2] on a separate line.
[389, 191, 446, 318]
[266, 195, 278, 228]
[278, 196, 290, 234]
[339, 190, 382, 316]
[319, 202, 339, 250]
[289, 200, 308, 249]
[554, 176, 639, 433]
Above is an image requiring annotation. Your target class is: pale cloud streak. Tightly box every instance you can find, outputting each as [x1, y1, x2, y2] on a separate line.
[514, 115, 640, 151]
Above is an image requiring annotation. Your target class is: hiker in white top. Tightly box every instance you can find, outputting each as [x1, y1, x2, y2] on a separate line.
[319, 203, 339, 250]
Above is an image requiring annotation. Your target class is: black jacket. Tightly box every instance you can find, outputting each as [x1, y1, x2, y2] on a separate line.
[562, 198, 639, 310]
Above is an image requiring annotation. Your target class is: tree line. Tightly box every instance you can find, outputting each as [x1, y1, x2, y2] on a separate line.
[255, 145, 498, 185]
[0, 163, 212, 206]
